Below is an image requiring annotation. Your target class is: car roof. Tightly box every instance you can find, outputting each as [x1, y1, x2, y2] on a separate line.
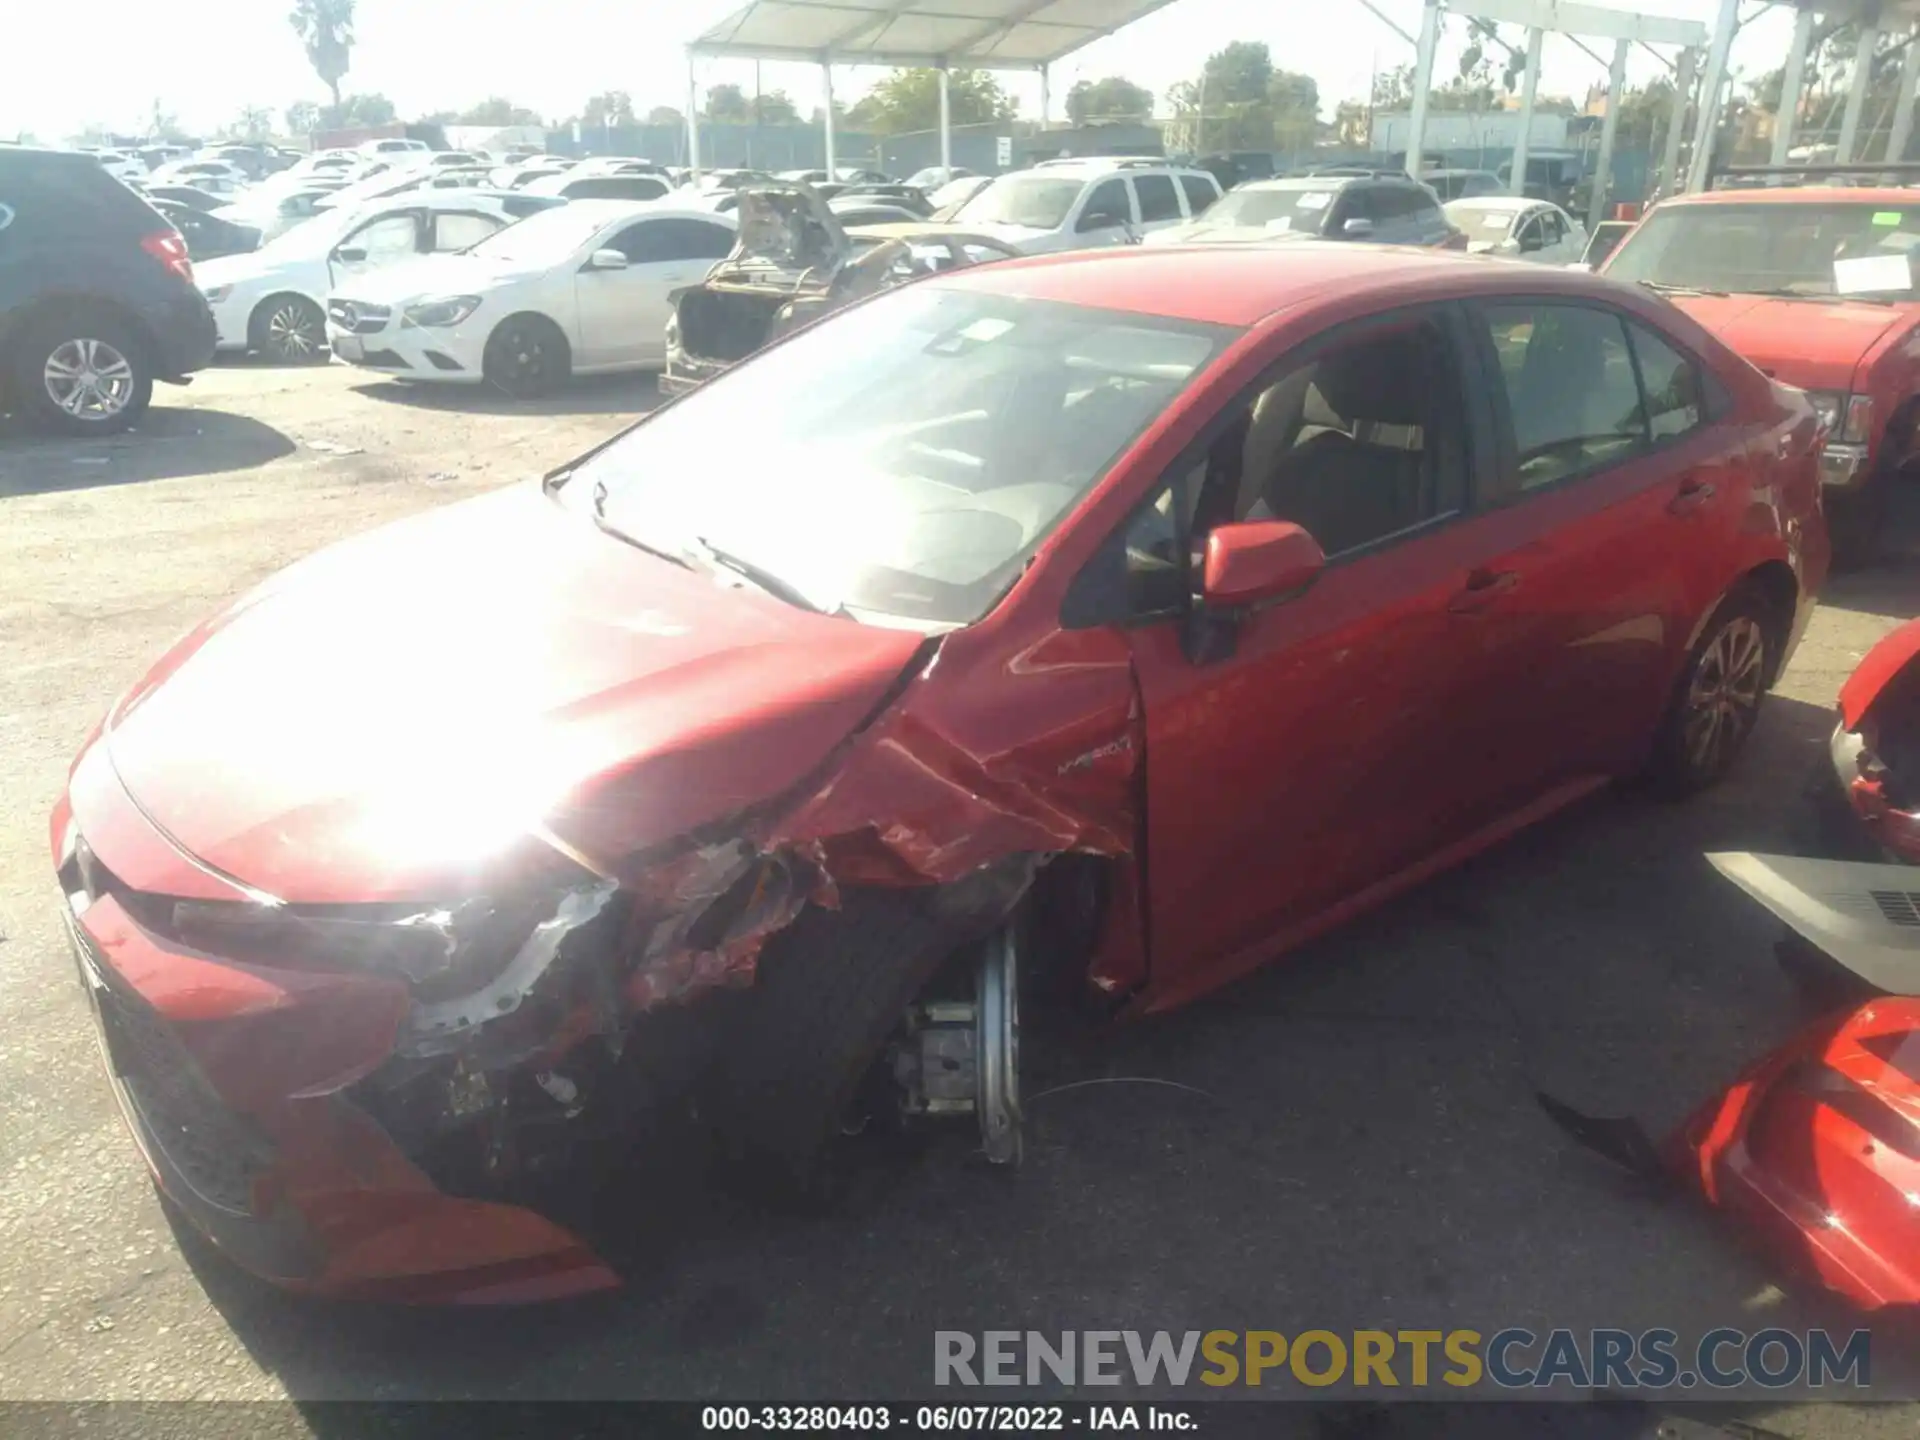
[928, 241, 1619, 327]
[1444, 195, 1540, 213]
[1663, 185, 1920, 207]
[1023, 157, 1205, 178]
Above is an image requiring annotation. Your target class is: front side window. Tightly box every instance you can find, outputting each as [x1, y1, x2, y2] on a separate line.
[1605, 201, 1920, 298]
[578, 286, 1233, 627]
[1077, 178, 1133, 232]
[1479, 303, 1647, 489]
[620, 217, 734, 263]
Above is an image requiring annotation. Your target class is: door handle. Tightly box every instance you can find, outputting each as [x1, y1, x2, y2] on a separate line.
[1448, 567, 1520, 614]
[1668, 478, 1717, 515]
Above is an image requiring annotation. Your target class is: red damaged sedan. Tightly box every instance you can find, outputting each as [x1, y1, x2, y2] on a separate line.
[53, 243, 1829, 1302]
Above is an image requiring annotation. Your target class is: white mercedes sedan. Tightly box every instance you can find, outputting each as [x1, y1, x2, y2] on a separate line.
[324, 200, 738, 395]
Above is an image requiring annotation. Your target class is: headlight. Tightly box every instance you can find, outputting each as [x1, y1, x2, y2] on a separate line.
[1806, 391, 1873, 445]
[402, 295, 482, 328]
[202, 284, 233, 303]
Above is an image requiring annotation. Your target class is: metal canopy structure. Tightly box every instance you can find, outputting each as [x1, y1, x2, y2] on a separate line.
[685, 1, 1183, 178]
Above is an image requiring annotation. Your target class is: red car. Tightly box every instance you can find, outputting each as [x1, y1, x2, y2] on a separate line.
[1601, 179, 1920, 564]
[53, 244, 1829, 1302]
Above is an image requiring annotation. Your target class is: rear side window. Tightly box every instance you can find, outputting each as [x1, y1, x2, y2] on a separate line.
[434, 211, 503, 252]
[0, 158, 164, 242]
[1133, 173, 1180, 223]
[564, 176, 669, 201]
[1628, 322, 1704, 440]
[1179, 173, 1218, 216]
[1478, 303, 1648, 490]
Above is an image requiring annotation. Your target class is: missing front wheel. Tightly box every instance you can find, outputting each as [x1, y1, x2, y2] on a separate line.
[891, 926, 1023, 1166]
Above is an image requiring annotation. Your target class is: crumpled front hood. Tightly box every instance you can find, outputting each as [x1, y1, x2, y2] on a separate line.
[1667, 293, 1913, 392]
[101, 483, 927, 904]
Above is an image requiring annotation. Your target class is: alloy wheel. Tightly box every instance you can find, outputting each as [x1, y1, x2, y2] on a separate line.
[1682, 615, 1766, 774]
[265, 302, 321, 361]
[42, 338, 135, 421]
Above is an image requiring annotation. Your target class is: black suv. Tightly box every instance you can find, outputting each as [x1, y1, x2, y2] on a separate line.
[1239, 171, 1466, 248]
[0, 147, 216, 435]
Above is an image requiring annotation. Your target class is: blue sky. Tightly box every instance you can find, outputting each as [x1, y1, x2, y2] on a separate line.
[5, 0, 1799, 142]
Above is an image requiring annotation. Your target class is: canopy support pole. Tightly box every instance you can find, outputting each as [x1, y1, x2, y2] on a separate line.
[822, 58, 837, 176]
[1837, 18, 1881, 164]
[1039, 63, 1050, 129]
[1404, 0, 1442, 179]
[1887, 26, 1920, 164]
[1686, 0, 1739, 192]
[1771, 8, 1815, 164]
[686, 54, 703, 181]
[1588, 38, 1630, 227]
[939, 65, 953, 170]
[1510, 27, 1544, 196]
[1659, 46, 1695, 198]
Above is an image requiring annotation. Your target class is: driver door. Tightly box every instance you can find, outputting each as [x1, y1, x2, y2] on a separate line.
[1069, 177, 1136, 249]
[328, 208, 425, 289]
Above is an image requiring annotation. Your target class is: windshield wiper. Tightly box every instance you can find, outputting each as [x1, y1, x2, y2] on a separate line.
[587, 479, 695, 570]
[686, 535, 823, 613]
[1638, 280, 1731, 297]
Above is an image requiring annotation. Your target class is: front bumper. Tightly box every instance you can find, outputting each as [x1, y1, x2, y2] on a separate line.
[50, 761, 619, 1304]
[325, 307, 487, 384]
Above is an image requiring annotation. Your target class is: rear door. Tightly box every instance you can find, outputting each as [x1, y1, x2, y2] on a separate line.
[1455, 296, 1748, 784]
[1130, 172, 1185, 240]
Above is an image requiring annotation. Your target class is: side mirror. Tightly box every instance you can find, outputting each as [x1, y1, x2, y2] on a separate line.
[1200, 520, 1325, 609]
[1341, 217, 1375, 238]
[586, 248, 629, 271]
[333, 246, 367, 263]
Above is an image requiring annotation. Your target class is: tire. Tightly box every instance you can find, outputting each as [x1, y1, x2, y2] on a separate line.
[1646, 585, 1777, 797]
[247, 294, 327, 365]
[703, 890, 961, 1206]
[10, 310, 153, 436]
[482, 314, 570, 398]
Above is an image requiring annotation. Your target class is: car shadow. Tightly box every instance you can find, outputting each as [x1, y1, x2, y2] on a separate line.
[0, 405, 295, 496]
[349, 371, 667, 419]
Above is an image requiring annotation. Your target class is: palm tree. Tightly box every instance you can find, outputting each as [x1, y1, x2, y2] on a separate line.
[289, 0, 354, 112]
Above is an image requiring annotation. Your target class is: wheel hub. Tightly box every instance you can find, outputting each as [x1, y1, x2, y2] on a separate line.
[890, 929, 1023, 1165]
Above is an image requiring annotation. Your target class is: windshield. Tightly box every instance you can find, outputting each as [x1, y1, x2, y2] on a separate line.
[1201, 186, 1337, 232]
[466, 206, 610, 265]
[955, 176, 1086, 230]
[577, 285, 1231, 626]
[1605, 201, 1920, 299]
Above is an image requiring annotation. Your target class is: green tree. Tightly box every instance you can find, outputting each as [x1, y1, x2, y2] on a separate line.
[1269, 70, 1320, 149]
[328, 92, 395, 127]
[284, 100, 323, 136]
[149, 100, 190, 142]
[1065, 75, 1153, 124]
[457, 97, 544, 126]
[289, 0, 354, 112]
[844, 68, 1016, 135]
[646, 105, 685, 126]
[753, 89, 800, 125]
[1332, 98, 1371, 147]
[582, 91, 636, 128]
[225, 105, 273, 141]
[705, 83, 752, 122]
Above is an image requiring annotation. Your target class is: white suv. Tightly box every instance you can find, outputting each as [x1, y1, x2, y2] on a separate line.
[947, 157, 1224, 254]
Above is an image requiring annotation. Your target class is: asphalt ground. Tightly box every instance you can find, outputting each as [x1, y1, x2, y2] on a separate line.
[3, 361, 1920, 1435]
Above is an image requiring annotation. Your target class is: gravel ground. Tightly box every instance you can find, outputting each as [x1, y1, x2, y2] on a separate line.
[3, 362, 1920, 1433]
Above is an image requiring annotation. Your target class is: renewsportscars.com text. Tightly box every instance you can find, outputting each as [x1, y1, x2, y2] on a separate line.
[933, 1328, 1871, 1391]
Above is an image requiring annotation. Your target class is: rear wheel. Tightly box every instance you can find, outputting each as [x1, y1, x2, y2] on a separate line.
[483, 314, 570, 398]
[1647, 586, 1776, 796]
[11, 312, 153, 436]
[248, 294, 327, 365]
